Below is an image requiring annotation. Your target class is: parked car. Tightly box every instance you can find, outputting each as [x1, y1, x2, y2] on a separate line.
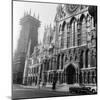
[69, 86, 91, 94]
[85, 85, 97, 94]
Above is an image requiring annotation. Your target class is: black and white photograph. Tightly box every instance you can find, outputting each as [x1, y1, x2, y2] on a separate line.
[12, 0, 97, 99]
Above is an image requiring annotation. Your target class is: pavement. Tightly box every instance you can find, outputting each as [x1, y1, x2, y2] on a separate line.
[12, 83, 77, 99]
[20, 83, 80, 92]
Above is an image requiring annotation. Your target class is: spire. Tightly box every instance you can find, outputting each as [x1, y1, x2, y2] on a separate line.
[33, 13, 35, 18]
[37, 13, 39, 20]
[29, 9, 31, 15]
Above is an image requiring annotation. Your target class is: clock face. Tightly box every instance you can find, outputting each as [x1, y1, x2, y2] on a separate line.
[66, 4, 79, 14]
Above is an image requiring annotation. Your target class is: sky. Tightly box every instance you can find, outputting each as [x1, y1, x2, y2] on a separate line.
[13, 1, 57, 53]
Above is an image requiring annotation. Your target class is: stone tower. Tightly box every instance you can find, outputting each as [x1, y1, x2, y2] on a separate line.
[13, 12, 40, 84]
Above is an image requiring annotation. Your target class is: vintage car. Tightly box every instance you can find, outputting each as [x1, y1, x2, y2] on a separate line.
[69, 86, 91, 94]
[85, 85, 97, 94]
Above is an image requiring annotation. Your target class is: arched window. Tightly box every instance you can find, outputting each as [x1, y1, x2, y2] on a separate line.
[85, 49, 91, 68]
[88, 50, 91, 66]
[77, 20, 81, 46]
[59, 72, 61, 83]
[75, 21, 77, 46]
[87, 72, 90, 84]
[80, 14, 86, 45]
[86, 14, 92, 41]
[92, 71, 95, 84]
[80, 50, 84, 68]
[70, 17, 77, 47]
[61, 21, 66, 48]
[71, 20, 75, 46]
[67, 23, 70, 48]
[84, 71, 86, 83]
[91, 50, 96, 67]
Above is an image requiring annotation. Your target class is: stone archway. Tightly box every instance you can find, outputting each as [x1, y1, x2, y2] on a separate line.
[65, 64, 76, 84]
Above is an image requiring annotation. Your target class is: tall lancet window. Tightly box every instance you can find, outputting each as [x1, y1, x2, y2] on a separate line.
[59, 24, 62, 48]
[71, 20, 75, 46]
[70, 18, 76, 47]
[67, 23, 70, 48]
[86, 15, 92, 42]
[77, 20, 81, 46]
[61, 21, 66, 48]
[81, 15, 86, 45]
[75, 21, 77, 46]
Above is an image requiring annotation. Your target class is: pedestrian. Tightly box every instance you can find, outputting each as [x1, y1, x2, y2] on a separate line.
[52, 78, 56, 90]
[52, 71, 57, 90]
[38, 79, 41, 88]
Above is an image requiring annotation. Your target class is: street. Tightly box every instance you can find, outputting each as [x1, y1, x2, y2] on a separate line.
[12, 84, 75, 100]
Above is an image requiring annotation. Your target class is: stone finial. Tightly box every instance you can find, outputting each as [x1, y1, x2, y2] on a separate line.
[37, 13, 39, 20]
[29, 9, 31, 15]
[33, 13, 35, 18]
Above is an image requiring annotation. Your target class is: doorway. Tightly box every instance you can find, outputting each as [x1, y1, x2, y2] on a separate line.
[65, 64, 76, 84]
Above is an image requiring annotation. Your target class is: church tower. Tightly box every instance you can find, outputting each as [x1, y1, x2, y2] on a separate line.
[13, 12, 40, 84]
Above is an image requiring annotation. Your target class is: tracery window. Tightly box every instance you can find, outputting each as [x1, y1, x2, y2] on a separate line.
[86, 15, 92, 42]
[80, 50, 84, 68]
[67, 23, 70, 48]
[71, 20, 76, 46]
[61, 21, 66, 48]
[85, 49, 89, 68]
[92, 71, 96, 84]
[81, 17, 86, 44]
[88, 50, 91, 66]
[77, 20, 81, 46]
[91, 50, 96, 67]
[70, 18, 77, 47]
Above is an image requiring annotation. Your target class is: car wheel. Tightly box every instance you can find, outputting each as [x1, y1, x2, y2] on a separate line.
[92, 89, 95, 93]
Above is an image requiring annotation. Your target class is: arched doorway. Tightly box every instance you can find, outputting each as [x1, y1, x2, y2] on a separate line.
[65, 64, 76, 84]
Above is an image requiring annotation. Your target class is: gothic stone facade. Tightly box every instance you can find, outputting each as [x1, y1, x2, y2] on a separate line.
[26, 4, 97, 87]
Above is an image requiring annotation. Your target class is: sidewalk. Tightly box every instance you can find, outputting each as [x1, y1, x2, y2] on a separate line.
[19, 83, 79, 92]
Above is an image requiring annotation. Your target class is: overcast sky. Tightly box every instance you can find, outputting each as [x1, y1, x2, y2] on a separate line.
[13, 1, 57, 53]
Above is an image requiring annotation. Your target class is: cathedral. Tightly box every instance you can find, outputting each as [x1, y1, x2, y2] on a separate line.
[13, 12, 40, 84]
[23, 4, 97, 88]
[53, 4, 97, 86]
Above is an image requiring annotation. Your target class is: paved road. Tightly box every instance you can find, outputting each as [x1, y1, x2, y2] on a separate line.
[12, 84, 75, 100]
